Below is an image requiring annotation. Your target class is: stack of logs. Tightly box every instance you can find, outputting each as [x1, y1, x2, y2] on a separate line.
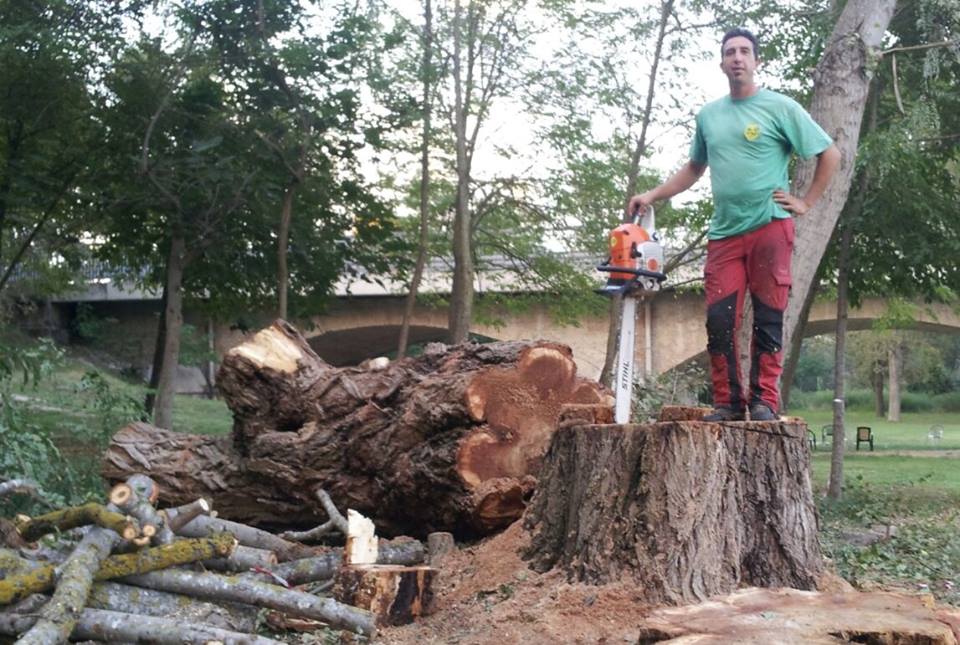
[1, 475, 438, 643]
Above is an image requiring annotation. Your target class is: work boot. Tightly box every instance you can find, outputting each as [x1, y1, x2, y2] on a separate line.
[749, 402, 779, 421]
[702, 406, 745, 422]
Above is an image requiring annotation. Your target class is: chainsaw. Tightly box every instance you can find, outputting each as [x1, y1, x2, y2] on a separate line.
[597, 206, 667, 423]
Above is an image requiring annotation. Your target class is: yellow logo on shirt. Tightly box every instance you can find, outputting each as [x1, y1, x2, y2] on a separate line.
[744, 123, 761, 141]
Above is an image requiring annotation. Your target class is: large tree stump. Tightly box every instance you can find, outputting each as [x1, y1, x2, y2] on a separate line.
[104, 321, 610, 537]
[522, 413, 822, 605]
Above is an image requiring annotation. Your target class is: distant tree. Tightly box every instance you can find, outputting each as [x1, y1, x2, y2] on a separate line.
[0, 1, 135, 298]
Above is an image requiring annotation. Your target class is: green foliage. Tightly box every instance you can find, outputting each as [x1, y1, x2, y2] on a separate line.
[631, 360, 710, 422]
[818, 474, 960, 605]
[74, 370, 145, 445]
[0, 332, 71, 512]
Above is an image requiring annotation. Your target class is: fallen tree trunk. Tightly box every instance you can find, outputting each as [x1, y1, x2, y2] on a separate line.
[104, 322, 610, 536]
[0, 607, 284, 645]
[523, 411, 822, 605]
[120, 568, 377, 637]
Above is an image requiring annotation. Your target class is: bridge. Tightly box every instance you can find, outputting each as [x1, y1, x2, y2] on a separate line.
[32, 260, 960, 386]
[213, 291, 960, 381]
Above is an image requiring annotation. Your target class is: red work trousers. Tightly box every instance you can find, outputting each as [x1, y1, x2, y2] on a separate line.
[704, 217, 794, 412]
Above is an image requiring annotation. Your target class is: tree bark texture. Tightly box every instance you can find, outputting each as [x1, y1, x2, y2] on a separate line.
[448, 0, 473, 345]
[397, 0, 433, 359]
[829, 222, 853, 500]
[154, 233, 187, 430]
[783, 0, 898, 374]
[523, 415, 822, 605]
[105, 321, 610, 537]
[333, 564, 436, 627]
[887, 343, 902, 422]
[0, 607, 284, 645]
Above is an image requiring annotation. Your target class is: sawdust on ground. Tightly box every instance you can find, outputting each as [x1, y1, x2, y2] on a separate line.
[378, 521, 652, 645]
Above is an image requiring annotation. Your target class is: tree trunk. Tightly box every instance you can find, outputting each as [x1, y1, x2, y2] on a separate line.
[104, 321, 609, 537]
[448, 0, 473, 344]
[144, 283, 168, 417]
[523, 411, 822, 605]
[873, 368, 885, 417]
[887, 343, 902, 422]
[782, 0, 898, 377]
[276, 183, 295, 320]
[828, 222, 852, 500]
[600, 0, 673, 386]
[398, 0, 433, 359]
[154, 234, 187, 429]
[781, 274, 822, 410]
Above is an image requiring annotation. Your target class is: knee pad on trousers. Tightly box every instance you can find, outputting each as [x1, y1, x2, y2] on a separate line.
[706, 292, 739, 355]
[752, 296, 784, 354]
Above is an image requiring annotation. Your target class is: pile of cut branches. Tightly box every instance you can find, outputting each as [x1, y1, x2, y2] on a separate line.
[1, 475, 427, 644]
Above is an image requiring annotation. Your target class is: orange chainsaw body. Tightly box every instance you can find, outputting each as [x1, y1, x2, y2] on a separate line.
[607, 222, 660, 281]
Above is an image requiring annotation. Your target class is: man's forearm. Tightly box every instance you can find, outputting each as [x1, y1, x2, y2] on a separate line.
[801, 145, 840, 207]
[649, 161, 705, 202]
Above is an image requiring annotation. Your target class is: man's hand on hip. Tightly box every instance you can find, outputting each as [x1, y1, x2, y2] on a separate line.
[773, 190, 810, 215]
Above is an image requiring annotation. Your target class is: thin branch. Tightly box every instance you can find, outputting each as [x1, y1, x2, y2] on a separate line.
[891, 54, 905, 115]
[280, 489, 348, 542]
[881, 39, 959, 56]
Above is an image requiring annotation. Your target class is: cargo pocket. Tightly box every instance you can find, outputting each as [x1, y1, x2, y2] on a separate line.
[774, 266, 792, 287]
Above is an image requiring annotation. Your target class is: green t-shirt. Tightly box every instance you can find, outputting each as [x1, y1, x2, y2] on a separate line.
[689, 88, 833, 240]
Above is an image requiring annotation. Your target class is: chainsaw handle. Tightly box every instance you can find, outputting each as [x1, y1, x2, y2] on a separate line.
[595, 264, 667, 283]
[631, 204, 655, 234]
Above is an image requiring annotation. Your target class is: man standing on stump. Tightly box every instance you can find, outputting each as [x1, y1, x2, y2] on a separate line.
[629, 28, 840, 421]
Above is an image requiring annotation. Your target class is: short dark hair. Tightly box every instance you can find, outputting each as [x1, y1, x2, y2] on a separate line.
[721, 28, 759, 59]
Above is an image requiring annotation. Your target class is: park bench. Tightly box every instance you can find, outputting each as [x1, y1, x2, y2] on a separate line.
[855, 426, 874, 451]
[807, 430, 817, 451]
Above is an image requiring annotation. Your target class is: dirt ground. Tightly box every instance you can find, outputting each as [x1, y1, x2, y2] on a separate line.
[379, 521, 656, 645]
[377, 521, 960, 645]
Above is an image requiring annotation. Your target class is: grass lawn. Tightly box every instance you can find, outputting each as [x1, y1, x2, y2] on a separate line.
[795, 409, 960, 451]
[811, 453, 960, 500]
[12, 355, 233, 437]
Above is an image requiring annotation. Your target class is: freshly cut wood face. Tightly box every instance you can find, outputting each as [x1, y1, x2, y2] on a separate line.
[346, 510, 378, 565]
[229, 326, 302, 373]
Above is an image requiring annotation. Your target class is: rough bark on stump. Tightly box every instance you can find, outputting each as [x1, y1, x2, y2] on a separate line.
[333, 565, 435, 626]
[523, 419, 822, 605]
[104, 322, 610, 536]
